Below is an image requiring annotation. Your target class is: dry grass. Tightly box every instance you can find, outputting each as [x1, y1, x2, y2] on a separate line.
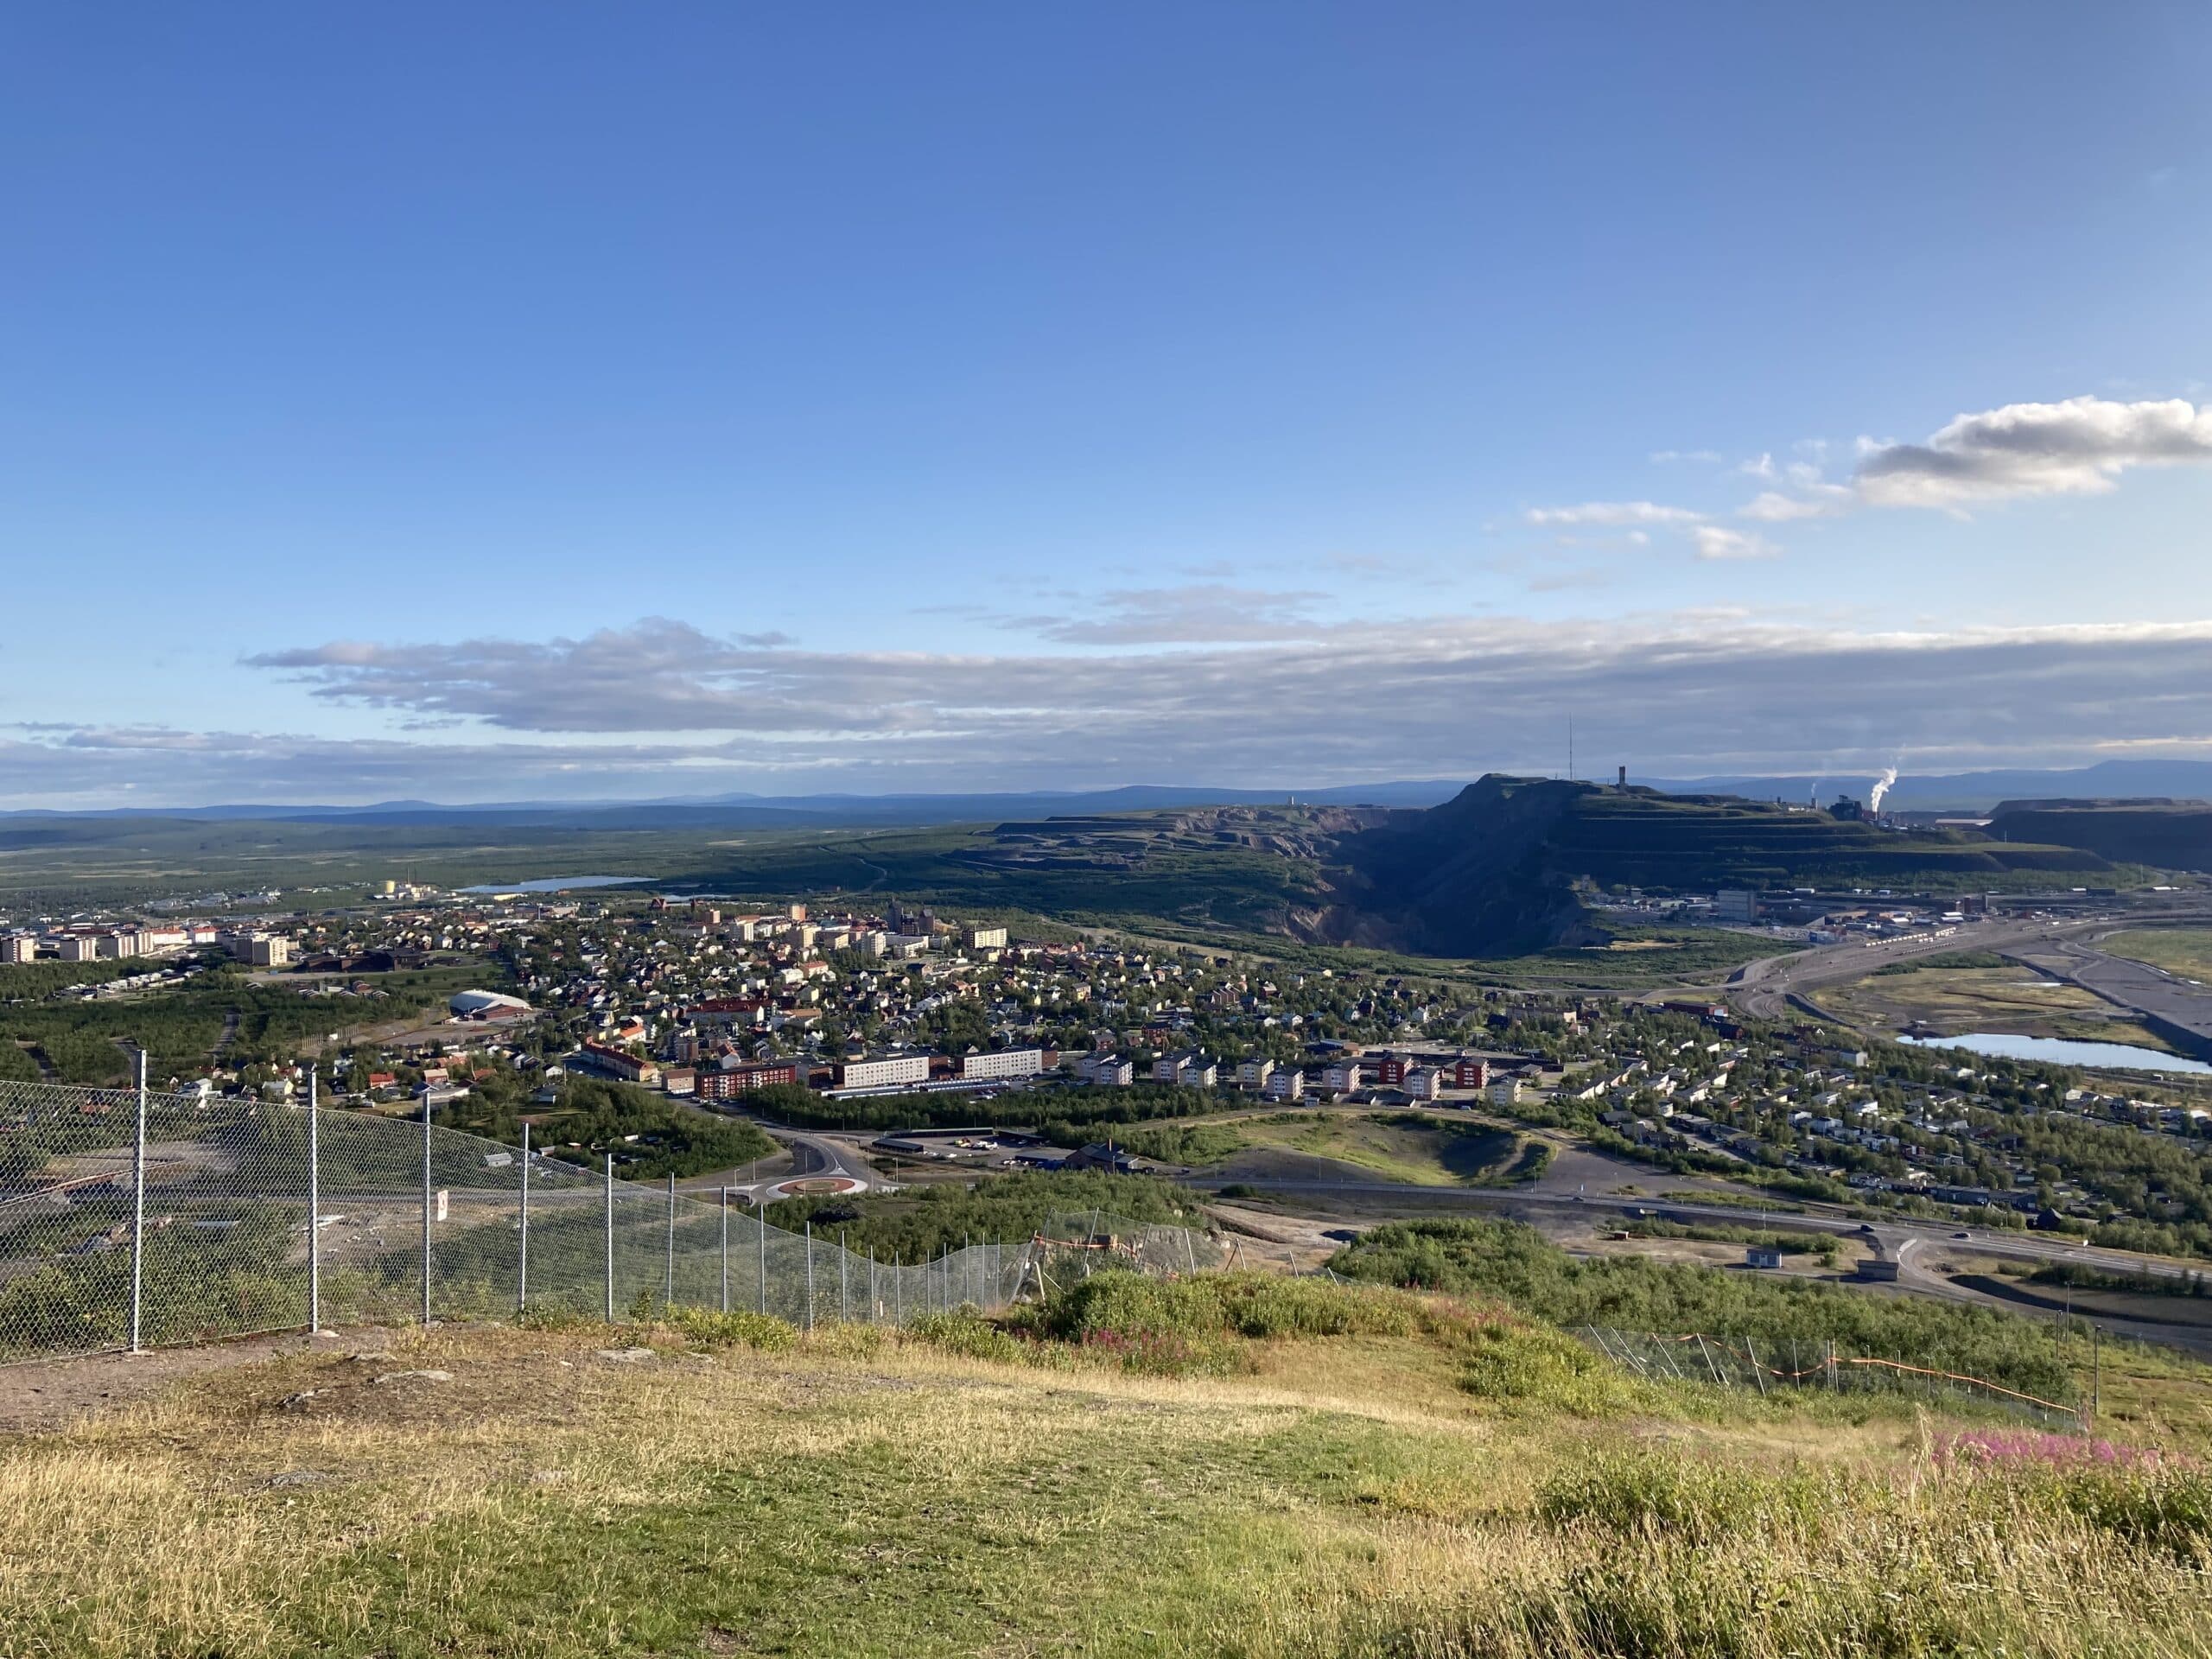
[0, 1319, 2204, 1657]
[1820, 963, 2177, 1047]
[2101, 928, 2212, 985]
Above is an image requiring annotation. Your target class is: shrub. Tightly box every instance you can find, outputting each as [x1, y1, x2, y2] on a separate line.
[1331, 1217, 2077, 1402]
[905, 1308, 1058, 1368]
[1539, 1451, 1847, 1545]
[2047, 1463, 2212, 1560]
[1457, 1325, 1642, 1416]
[1026, 1269, 1439, 1347]
[663, 1306, 798, 1351]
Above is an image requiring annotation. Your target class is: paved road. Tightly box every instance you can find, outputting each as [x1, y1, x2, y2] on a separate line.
[677, 1125, 881, 1205]
[2012, 938, 2212, 1058]
[1726, 917, 2096, 1021]
[1726, 899, 2212, 1026]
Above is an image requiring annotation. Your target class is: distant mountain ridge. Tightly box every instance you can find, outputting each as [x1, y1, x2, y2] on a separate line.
[10, 759, 2212, 822]
[0, 781, 1464, 828]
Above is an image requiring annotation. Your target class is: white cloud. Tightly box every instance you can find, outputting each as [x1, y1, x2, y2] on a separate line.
[1649, 448, 1722, 464]
[1011, 584, 1326, 645]
[9, 613, 2202, 807]
[1691, 525, 1779, 561]
[1524, 500, 1704, 527]
[1739, 486, 1852, 522]
[1853, 396, 2212, 507]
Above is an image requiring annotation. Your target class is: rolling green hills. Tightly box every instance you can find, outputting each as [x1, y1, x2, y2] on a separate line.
[0, 780, 2125, 967]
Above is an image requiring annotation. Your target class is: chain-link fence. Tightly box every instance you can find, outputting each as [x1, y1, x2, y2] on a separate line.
[1572, 1325, 2086, 1429]
[0, 1076, 1229, 1365]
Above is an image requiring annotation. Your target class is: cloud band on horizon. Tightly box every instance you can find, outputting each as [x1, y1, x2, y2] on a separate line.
[4, 613, 2205, 808]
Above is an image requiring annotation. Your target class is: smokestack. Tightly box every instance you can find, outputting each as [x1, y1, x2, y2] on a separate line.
[1617, 766, 1626, 791]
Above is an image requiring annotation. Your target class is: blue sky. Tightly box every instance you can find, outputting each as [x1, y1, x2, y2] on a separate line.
[6, 4, 2212, 804]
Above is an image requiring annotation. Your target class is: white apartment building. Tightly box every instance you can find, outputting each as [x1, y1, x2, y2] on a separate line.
[1264, 1067, 1306, 1102]
[1403, 1066, 1443, 1102]
[1080, 1055, 1135, 1086]
[834, 1053, 931, 1090]
[960, 1047, 1043, 1082]
[1236, 1058, 1275, 1090]
[1488, 1076, 1522, 1107]
[55, 936, 103, 962]
[966, 925, 1008, 950]
[1320, 1059, 1363, 1093]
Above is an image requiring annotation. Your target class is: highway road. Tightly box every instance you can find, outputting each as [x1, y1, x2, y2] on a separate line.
[1725, 896, 2212, 1025]
[1726, 915, 2099, 1021]
[2012, 938, 2212, 1058]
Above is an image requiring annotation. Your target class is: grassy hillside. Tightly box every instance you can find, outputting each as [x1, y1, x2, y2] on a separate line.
[3, 1274, 2205, 1658]
[1987, 798, 2212, 873]
[1331, 1217, 2082, 1401]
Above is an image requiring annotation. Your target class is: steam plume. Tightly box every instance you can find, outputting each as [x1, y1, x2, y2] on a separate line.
[1869, 766, 1898, 814]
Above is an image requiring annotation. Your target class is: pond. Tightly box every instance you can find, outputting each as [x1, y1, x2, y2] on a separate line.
[1899, 1032, 2212, 1076]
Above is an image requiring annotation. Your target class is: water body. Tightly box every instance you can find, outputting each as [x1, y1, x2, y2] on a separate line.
[1900, 1032, 2212, 1076]
[457, 874, 650, 894]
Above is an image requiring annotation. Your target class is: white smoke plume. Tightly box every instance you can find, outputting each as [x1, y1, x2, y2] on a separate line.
[1869, 766, 1898, 814]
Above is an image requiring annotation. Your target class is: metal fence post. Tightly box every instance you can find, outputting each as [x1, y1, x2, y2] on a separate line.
[720, 1189, 730, 1314]
[129, 1050, 148, 1354]
[604, 1153, 615, 1321]
[518, 1122, 531, 1312]
[868, 1249, 877, 1321]
[665, 1173, 676, 1310]
[840, 1229, 849, 1323]
[804, 1221, 816, 1331]
[307, 1068, 321, 1334]
[419, 1095, 434, 1325]
[757, 1209, 766, 1315]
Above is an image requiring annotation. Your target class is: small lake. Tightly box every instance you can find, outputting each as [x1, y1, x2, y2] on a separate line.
[457, 874, 651, 894]
[1900, 1032, 2212, 1076]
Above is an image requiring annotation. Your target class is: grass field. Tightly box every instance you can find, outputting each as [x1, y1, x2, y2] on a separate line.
[2, 1280, 2205, 1659]
[1119, 1109, 1541, 1187]
[1817, 962, 2177, 1048]
[2101, 927, 2212, 985]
